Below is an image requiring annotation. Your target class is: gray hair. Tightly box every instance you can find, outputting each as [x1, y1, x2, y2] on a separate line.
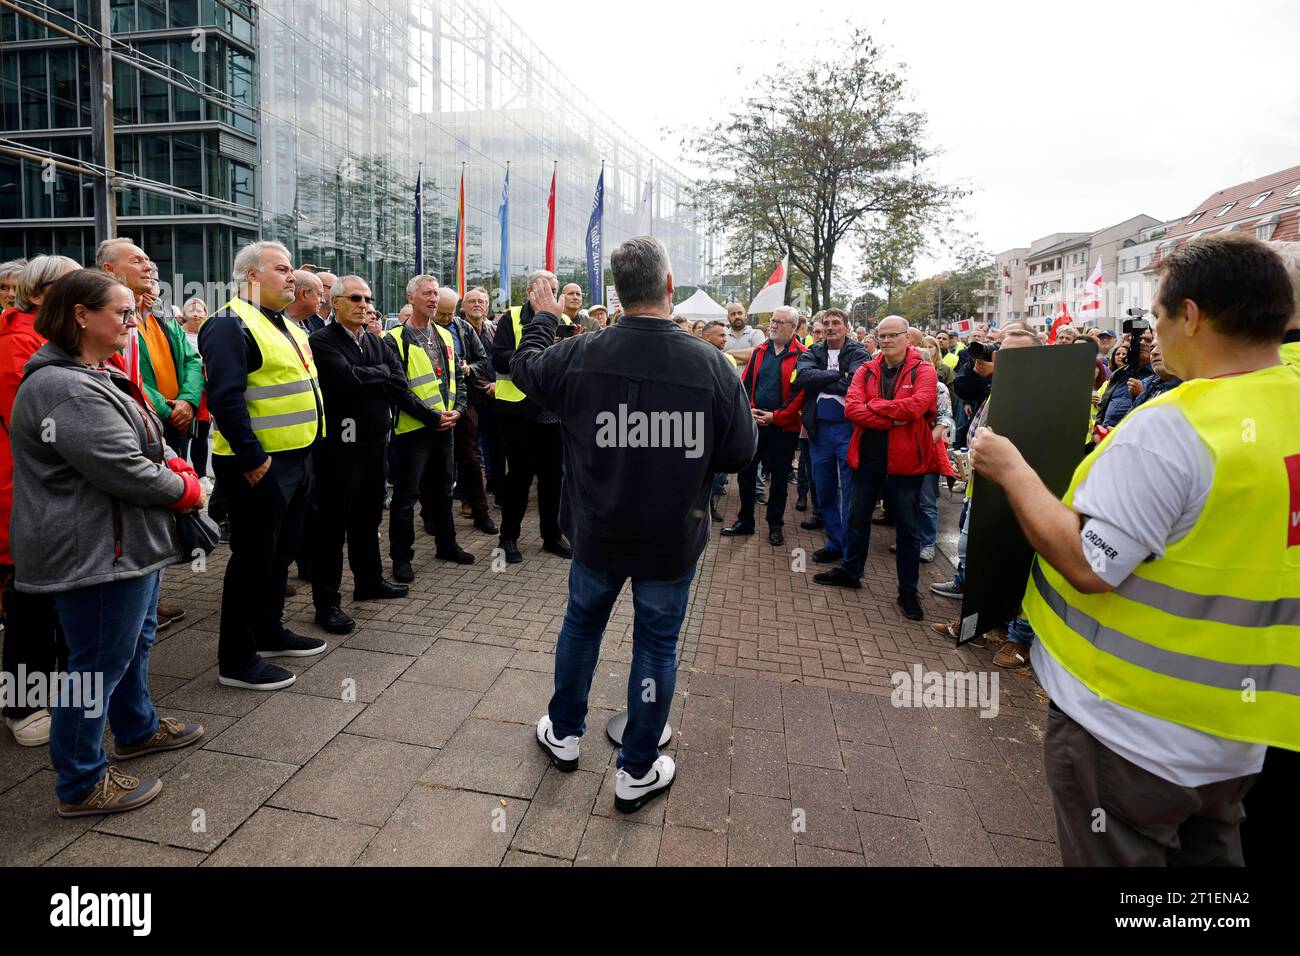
[95, 237, 143, 269]
[610, 237, 671, 309]
[331, 274, 369, 300]
[526, 269, 557, 289]
[406, 274, 438, 297]
[0, 258, 26, 280]
[15, 255, 80, 312]
[771, 305, 797, 324]
[232, 241, 291, 285]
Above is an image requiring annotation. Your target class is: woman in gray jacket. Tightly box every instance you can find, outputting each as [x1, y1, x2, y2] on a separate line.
[10, 269, 207, 818]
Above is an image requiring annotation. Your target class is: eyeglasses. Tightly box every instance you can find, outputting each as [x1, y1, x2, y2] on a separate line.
[344, 294, 375, 304]
[876, 332, 906, 341]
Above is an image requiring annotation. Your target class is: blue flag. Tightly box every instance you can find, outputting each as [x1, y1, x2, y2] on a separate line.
[498, 165, 511, 308]
[586, 167, 604, 306]
[413, 167, 423, 275]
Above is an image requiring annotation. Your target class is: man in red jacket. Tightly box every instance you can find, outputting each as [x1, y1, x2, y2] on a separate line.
[815, 315, 937, 621]
[722, 306, 806, 546]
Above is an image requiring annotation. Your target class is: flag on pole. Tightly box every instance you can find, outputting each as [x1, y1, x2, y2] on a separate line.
[545, 165, 557, 273]
[951, 317, 974, 335]
[413, 165, 424, 275]
[453, 166, 466, 297]
[586, 165, 605, 307]
[1048, 302, 1073, 343]
[1079, 258, 1104, 313]
[748, 254, 788, 315]
[633, 176, 654, 236]
[498, 163, 510, 308]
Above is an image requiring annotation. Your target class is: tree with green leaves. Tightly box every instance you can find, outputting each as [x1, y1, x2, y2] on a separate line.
[689, 25, 964, 313]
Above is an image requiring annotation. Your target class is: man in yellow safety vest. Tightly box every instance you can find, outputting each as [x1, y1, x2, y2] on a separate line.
[969, 232, 1299, 866]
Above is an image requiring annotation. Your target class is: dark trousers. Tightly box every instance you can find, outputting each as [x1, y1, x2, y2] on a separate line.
[213, 451, 312, 673]
[311, 443, 387, 610]
[296, 468, 319, 579]
[1, 569, 66, 719]
[1240, 746, 1299, 867]
[499, 415, 562, 544]
[208, 475, 228, 523]
[390, 427, 456, 562]
[797, 436, 821, 517]
[737, 428, 798, 529]
[453, 407, 490, 519]
[190, 420, 211, 479]
[841, 461, 922, 590]
[477, 400, 506, 497]
[1044, 702, 1255, 866]
[163, 423, 190, 465]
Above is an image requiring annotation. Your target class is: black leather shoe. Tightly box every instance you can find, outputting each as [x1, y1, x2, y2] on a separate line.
[721, 522, 755, 536]
[393, 561, 414, 584]
[768, 528, 784, 546]
[354, 579, 410, 601]
[795, 493, 807, 512]
[811, 547, 841, 564]
[501, 540, 523, 564]
[814, 567, 862, 589]
[436, 545, 476, 565]
[314, 606, 356, 635]
[542, 537, 572, 559]
[800, 516, 825, 530]
[473, 516, 499, 535]
[898, 589, 925, 621]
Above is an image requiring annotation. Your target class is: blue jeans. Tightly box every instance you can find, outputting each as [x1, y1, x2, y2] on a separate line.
[810, 420, 853, 555]
[841, 463, 923, 592]
[1007, 616, 1036, 647]
[919, 472, 940, 549]
[50, 572, 162, 804]
[548, 559, 695, 778]
[955, 498, 970, 589]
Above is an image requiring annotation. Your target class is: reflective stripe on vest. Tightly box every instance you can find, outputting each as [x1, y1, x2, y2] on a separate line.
[496, 310, 570, 403]
[211, 298, 322, 457]
[1023, 364, 1300, 750]
[386, 323, 453, 434]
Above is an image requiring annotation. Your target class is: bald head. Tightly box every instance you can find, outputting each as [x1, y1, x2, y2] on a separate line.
[435, 286, 460, 325]
[561, 283, 583, 317]
[876, 315, 910, 364]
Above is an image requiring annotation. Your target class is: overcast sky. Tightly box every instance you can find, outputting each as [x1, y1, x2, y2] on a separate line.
[498, 0, 1300, 277]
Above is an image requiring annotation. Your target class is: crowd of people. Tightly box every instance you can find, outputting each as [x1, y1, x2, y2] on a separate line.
[0, 231, 1296, 861]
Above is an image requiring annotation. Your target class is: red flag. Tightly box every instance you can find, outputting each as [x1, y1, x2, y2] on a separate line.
[747, 254, 788, 314]
[952, 318, 973, 334]
[1079, 259, 1104, 312]
[545, 167, 557, 273]
[1048, 303, 1073, 343]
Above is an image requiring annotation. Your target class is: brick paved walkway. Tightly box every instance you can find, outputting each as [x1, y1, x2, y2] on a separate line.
[0, 478, 1060, 866]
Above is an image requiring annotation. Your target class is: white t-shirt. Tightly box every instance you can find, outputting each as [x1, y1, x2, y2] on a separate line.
[817, 348, 846, 407]
[1032, 403, 1267, 787]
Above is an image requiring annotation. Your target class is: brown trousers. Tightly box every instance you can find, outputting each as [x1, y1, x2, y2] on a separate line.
[1043, 702, 1256, 866]
[453, 406, 489, 519]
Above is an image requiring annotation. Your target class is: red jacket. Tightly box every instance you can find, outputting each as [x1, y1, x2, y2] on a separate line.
[845, 346, 940, 476]
[740, 338, 806, 433]
[0, 307, 45, 566]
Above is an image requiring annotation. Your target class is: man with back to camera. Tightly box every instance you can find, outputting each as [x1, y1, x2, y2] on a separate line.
[970, 233, 1300, 865]
[515, 236, 757, 813]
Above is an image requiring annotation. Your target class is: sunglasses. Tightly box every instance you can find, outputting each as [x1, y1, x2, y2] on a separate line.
[344, 294, 375, 304]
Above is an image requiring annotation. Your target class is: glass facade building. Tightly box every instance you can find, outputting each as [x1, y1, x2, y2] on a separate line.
[0, 0, 704, 311]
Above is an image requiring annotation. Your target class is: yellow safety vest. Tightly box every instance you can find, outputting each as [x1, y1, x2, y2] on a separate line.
[1024, 363, 1300, 750]
[385, 323, 454, 434]
[211, 298, 322, 457]
[495, 309, 571, 404]
[1282, 338, 1300, 368]
[942, 350, 959, 370]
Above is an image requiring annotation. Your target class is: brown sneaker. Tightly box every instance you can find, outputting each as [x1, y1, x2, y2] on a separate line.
[57, 766, 162, 818]
[993, 641, 1031, 668]
[113, 717, 205, 761]
[155, 602, 186, 630]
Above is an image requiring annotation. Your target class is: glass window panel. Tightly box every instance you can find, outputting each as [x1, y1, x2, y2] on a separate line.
[115, 135, 141, 216]
[139, 42, 170, 123]
[20, 51, 47, 129]
[54, 227, 83, 261]
[172, 40, 201, 121]
[138, 0, 167, 30]
[109, 0, 136, 32]
[24, 158, 50, 219]
[175, 226, 204, 291]
[144, 227, 174, 293]
[77, 47, 91, 126]
[49, 48, 77, 128]
[112, 57, 138, 125]
[0, 54, 17, 130]
[170, 0, 200, 28]
[231, 161, 254, 208]
[0, 155, 20, 219]
[172, 133, 203, 214]
[142, 139, 171, 215]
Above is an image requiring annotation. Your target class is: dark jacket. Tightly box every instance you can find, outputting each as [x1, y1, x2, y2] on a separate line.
[198, 299, 325, 472]
[793, 338, 868, 439]
[308, 323, 409, 447]
[10, 343, 198, 593]
[1098, 363, 1155, 427]
[739, 338, 807, 433]
[511, 311, 757, 580]
[493, 301, 562, 422]
[1131, 373, 1183, 412]
[845, 346, 939, 476]
[953, 351, 992, 411]
[447, 315, 491, 405]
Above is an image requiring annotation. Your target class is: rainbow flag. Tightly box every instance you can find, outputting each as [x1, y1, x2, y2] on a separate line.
[454, 167, 466, 297]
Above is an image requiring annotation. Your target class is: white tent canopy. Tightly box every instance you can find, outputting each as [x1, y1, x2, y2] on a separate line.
[671, 289, 727, 320]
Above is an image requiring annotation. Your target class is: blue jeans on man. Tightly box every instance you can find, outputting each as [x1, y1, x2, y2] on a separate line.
[49, 571, 162, 804]
[809, 416, 854, 556]
[919, 472, 940, 549]
[548, 559, 695, 778]
[841, 461, 923, 591]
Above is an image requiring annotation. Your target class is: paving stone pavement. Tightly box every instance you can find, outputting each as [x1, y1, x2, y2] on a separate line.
[0, 477, 1060, 867]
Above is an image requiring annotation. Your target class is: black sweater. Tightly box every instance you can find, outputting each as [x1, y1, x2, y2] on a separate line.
[308, 323, 409, 447]
[511, 311, 758, 580]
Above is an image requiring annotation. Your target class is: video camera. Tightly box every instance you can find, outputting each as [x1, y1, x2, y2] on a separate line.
[966, 340, 999, 363]
[1122, 309, 1150, 374]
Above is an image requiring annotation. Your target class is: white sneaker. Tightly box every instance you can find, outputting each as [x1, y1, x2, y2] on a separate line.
[535, 714, 579, 771]
[920, 545, 935, 563]
[7, 709, 51, 747]
[615, 754, 676, 814]
[199, 476, 215, 495]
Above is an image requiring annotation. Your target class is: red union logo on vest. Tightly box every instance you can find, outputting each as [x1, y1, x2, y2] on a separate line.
[1287, 454, 1300, 548]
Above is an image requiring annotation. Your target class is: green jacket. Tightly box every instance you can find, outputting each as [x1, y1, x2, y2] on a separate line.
[136, 310, 204, 429]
